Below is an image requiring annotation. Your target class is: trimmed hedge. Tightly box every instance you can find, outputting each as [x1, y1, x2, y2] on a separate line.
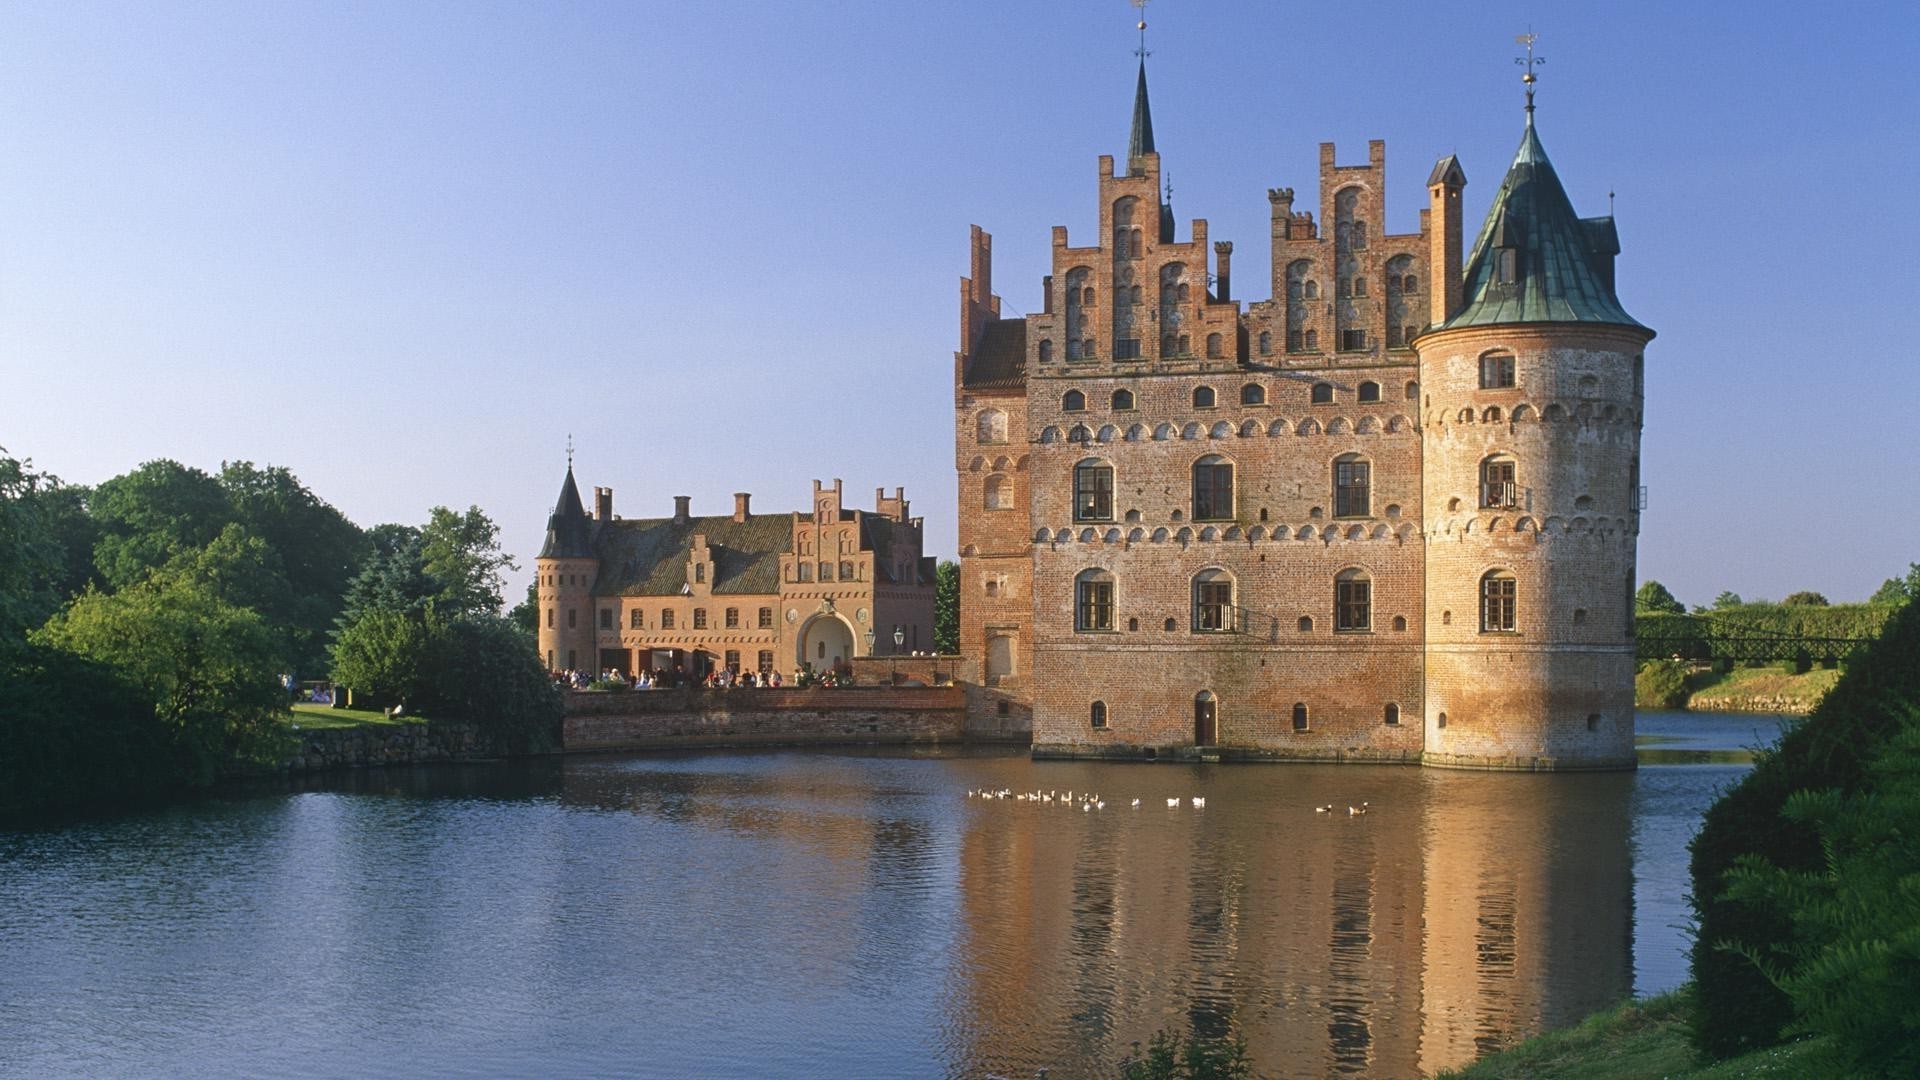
[1639, 603, 1895, 663]
[1687, 597, 1920, 1058]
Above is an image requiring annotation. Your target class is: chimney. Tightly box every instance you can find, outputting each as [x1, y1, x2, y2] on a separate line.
[1213, 240, 1233, 302]
[594, 486, 613, 521]
[673, 495, 690, 524]
[1427, 156, 1468, 326]
[733, 492, 751, 523]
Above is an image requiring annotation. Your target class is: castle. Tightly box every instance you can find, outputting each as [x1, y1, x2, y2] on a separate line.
[535, 473, 935, 682]
[953, 54, 1652, 769]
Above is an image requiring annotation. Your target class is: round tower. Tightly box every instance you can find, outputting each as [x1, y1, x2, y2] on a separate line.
[1416, 112, 1653, 771]
[535, 464, 599, 675]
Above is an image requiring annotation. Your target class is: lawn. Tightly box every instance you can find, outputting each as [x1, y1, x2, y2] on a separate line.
[1687, 666, 1841, 713]
[287, 702, 427, 731]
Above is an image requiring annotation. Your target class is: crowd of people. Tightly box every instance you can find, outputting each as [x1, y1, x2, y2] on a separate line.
[549, 662, 865, 691]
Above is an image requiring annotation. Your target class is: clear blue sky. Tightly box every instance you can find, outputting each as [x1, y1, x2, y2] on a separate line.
[4, 1, 1916, 606]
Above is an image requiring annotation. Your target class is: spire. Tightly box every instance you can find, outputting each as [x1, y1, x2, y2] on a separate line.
[1515, 32, 1544, 123]
[1128, 59, 1156, 165]
[1442, 116, 1645, 333]
[539, 461, 594, 559]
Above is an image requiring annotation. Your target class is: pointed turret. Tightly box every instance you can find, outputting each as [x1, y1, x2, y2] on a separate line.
[1127, 60, 1155, 169]
[539, 465, 593, 559]
[1443, 119, 1644, 331]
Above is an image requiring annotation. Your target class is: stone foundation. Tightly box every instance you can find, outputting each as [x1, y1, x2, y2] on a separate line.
[562, 686, 969, 752]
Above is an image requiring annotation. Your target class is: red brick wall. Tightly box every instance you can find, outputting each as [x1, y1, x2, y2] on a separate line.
[562, 686, 966, 751]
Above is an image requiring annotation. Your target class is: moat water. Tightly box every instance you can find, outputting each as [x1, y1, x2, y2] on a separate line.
[0, 710, 1790, 1079]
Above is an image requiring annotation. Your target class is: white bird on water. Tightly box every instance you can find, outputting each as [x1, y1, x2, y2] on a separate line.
[1131, 798, 1141, 807]
[1166, 797, 1180, 808]
[1191, 797, 1206, 809]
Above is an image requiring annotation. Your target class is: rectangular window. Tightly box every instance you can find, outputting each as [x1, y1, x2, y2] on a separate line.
[1334, 460, 1371, 517]
[694, 563, 706, 583]
[840, 560, 855, 581]
[1195, 581, 1233, 632]
[725, 608, 739, 629]
[1340, 329, 1366, 351]
[758, 607, 773, 629]
[693, 609, 707, 630]
[1482, 577, 1517, 632]
[758, 650, 774, 673]
[1480, 354, 1516, 388]
[600, 609, 612, 630]
[546, 609, 553, 628]
[661, 609, 674, 629]
[1074, 466, 1113, 521]
[1336, 579, 1371, 632]
[724, 649, 740, 672]
[1193, 463, 1234, 521]
[630, 609, 642, 629]
[1076, 579, 1114, 631]
[1115, 338, 1141, 360]
[1482, 460, 1518, 508]
[819, 561, 832, 582]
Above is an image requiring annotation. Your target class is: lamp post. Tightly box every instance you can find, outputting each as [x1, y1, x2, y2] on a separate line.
[892, 625, 905, 685]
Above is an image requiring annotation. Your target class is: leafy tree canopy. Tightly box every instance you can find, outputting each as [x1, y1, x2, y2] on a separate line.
[35, 575, 287, 784]
[1636, 580, 1685, 615]
[420, 505, 516, 620]
[1781, 591, 1830, 607]
[934, 559, 959, 654]
[1712, 591, 1744, 610]
[219, 461, 367, 614]
[0, 451, 79, 638]
[90, 459, 236, 590]
[1868, 563, 1919, 607]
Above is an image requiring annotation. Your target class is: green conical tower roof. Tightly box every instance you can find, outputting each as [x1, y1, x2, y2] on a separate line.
[1443, 118, 1645, 332]
[538, 465, 593, 559]
[1127, 60, 1155, 165]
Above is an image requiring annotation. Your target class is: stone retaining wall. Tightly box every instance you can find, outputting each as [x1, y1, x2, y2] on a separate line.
[562, 685, 969, 752]
[273, 721, 492, 773]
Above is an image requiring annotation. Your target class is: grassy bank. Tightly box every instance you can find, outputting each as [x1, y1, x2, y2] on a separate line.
[1685, 666, 1840, 714]
[288, 702, 428, 731]
[1436, 989, 1844, 1079]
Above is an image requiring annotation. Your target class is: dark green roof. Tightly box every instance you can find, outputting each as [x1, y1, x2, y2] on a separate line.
[1128, 60, 1155, 164]
[591, 513, 794, 597]
[1444, 120, 1646, 332]
[538, 466, 593, 559]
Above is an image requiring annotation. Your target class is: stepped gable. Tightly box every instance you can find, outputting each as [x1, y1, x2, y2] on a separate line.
[1444, 119, 1645, 331]
[591, 513, 793, 596]
[962, 318, 1027, 389]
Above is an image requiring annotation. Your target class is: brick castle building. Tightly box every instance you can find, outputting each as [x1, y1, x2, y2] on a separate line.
[536, 470, 935, 681]
[953, 56, 1652, 769]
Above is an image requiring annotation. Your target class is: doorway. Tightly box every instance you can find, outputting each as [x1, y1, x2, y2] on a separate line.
[1194, 691, 1218, 746]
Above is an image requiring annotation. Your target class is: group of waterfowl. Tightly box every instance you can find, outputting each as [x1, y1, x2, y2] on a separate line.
[1315, 801, 1371, 816]
[965, 788, 1208, 811]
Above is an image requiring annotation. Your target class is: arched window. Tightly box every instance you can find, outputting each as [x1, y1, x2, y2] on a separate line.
[1481, 456, 1518, 508]
[983, 473, 1012, 510]
[1304, 329, 1319, 350]
[839, 561, 854, 581]
[1240, 383, 1265, 406]
[1192, 455, 1234, 520]
[1392, 615, 1407, 632]
[1305, 281, 1320, 300]
[1063, 389, 1086, 412]
[1333, 454, 1370, 518]
[1335, 569, 1371, 632]
[984, 578, 998, 597]
[1073, 459, 1113, 521]
[1193, 386, 1216, 409]
[1075, 569, 1115, 632]
[1206, 333, 1223, 358]
[1292, 703, 1309, 731]
[1480, 351, 1517, 389]
[1481, 570, 1517, 632]
[977, 409, 1008, 444]
[1038, 339, 1054, 363]
[1090, 701, 1108, 728]
[1084, 287, 1096, 306]
[1353, 276, 1368, 297]
[1311, 382, 1334, 405]
[1357, 381, 1381, 403]
[1112, 388, 1135, 410]
[1192, 569, 1234, 632]
[1297, 615, 1314, 632]
[1384, 703, 1400, 726]
[1258, 331, 1272, 355]
[1405, 380, 1419, 400]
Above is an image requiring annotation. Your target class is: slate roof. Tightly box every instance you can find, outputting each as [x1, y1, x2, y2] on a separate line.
[591, 513, 794, 597]
[1128, 60, 1155, 163]
[963, 318, 1027, 389]
[1444, 120, 1647, 332]
[538, 467, 594, 559]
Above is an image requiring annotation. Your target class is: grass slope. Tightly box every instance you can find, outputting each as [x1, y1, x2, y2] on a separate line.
[1686, 667, 1840, 713]
[288, 702, 427, 730]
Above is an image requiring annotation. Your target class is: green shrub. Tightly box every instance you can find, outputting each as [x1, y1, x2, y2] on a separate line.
[415, 616, 562, 754]
[587, 677, 628, 692]
[1635, 660, 1691, 709]
[0, 640, 181, 821]
[1688, 598, 1920, 1059]
[1720, 723, 1920, 1077]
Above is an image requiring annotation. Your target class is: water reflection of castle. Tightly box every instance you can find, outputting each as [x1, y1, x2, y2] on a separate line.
[951, 768, 1633, 1079]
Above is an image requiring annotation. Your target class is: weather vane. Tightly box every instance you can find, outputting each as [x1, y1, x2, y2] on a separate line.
[1132, 0, 1150, 60]
[1515, 31, 1545, 115]
[566, 433, 574, 468]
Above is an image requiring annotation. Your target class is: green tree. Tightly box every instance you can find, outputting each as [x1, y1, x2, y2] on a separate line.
[420, 505, 516, 619]
[508, 579, 539, 635]
[0, 451, 72, 637]
[0, 639, 178, 821]
[1868, 563, 1919, 606]
[1712, 591, 1744, 610]
[219, 461, 368, 669]
[417, 616, 562, 753]
[934, 559, 959, 654]
[36, 576, 287, 785]
[1636, 580, 1685, 615]
[329, 608, 432, 708]
[1781, 591, 1830, 607]
[89, 460, 236, 590]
